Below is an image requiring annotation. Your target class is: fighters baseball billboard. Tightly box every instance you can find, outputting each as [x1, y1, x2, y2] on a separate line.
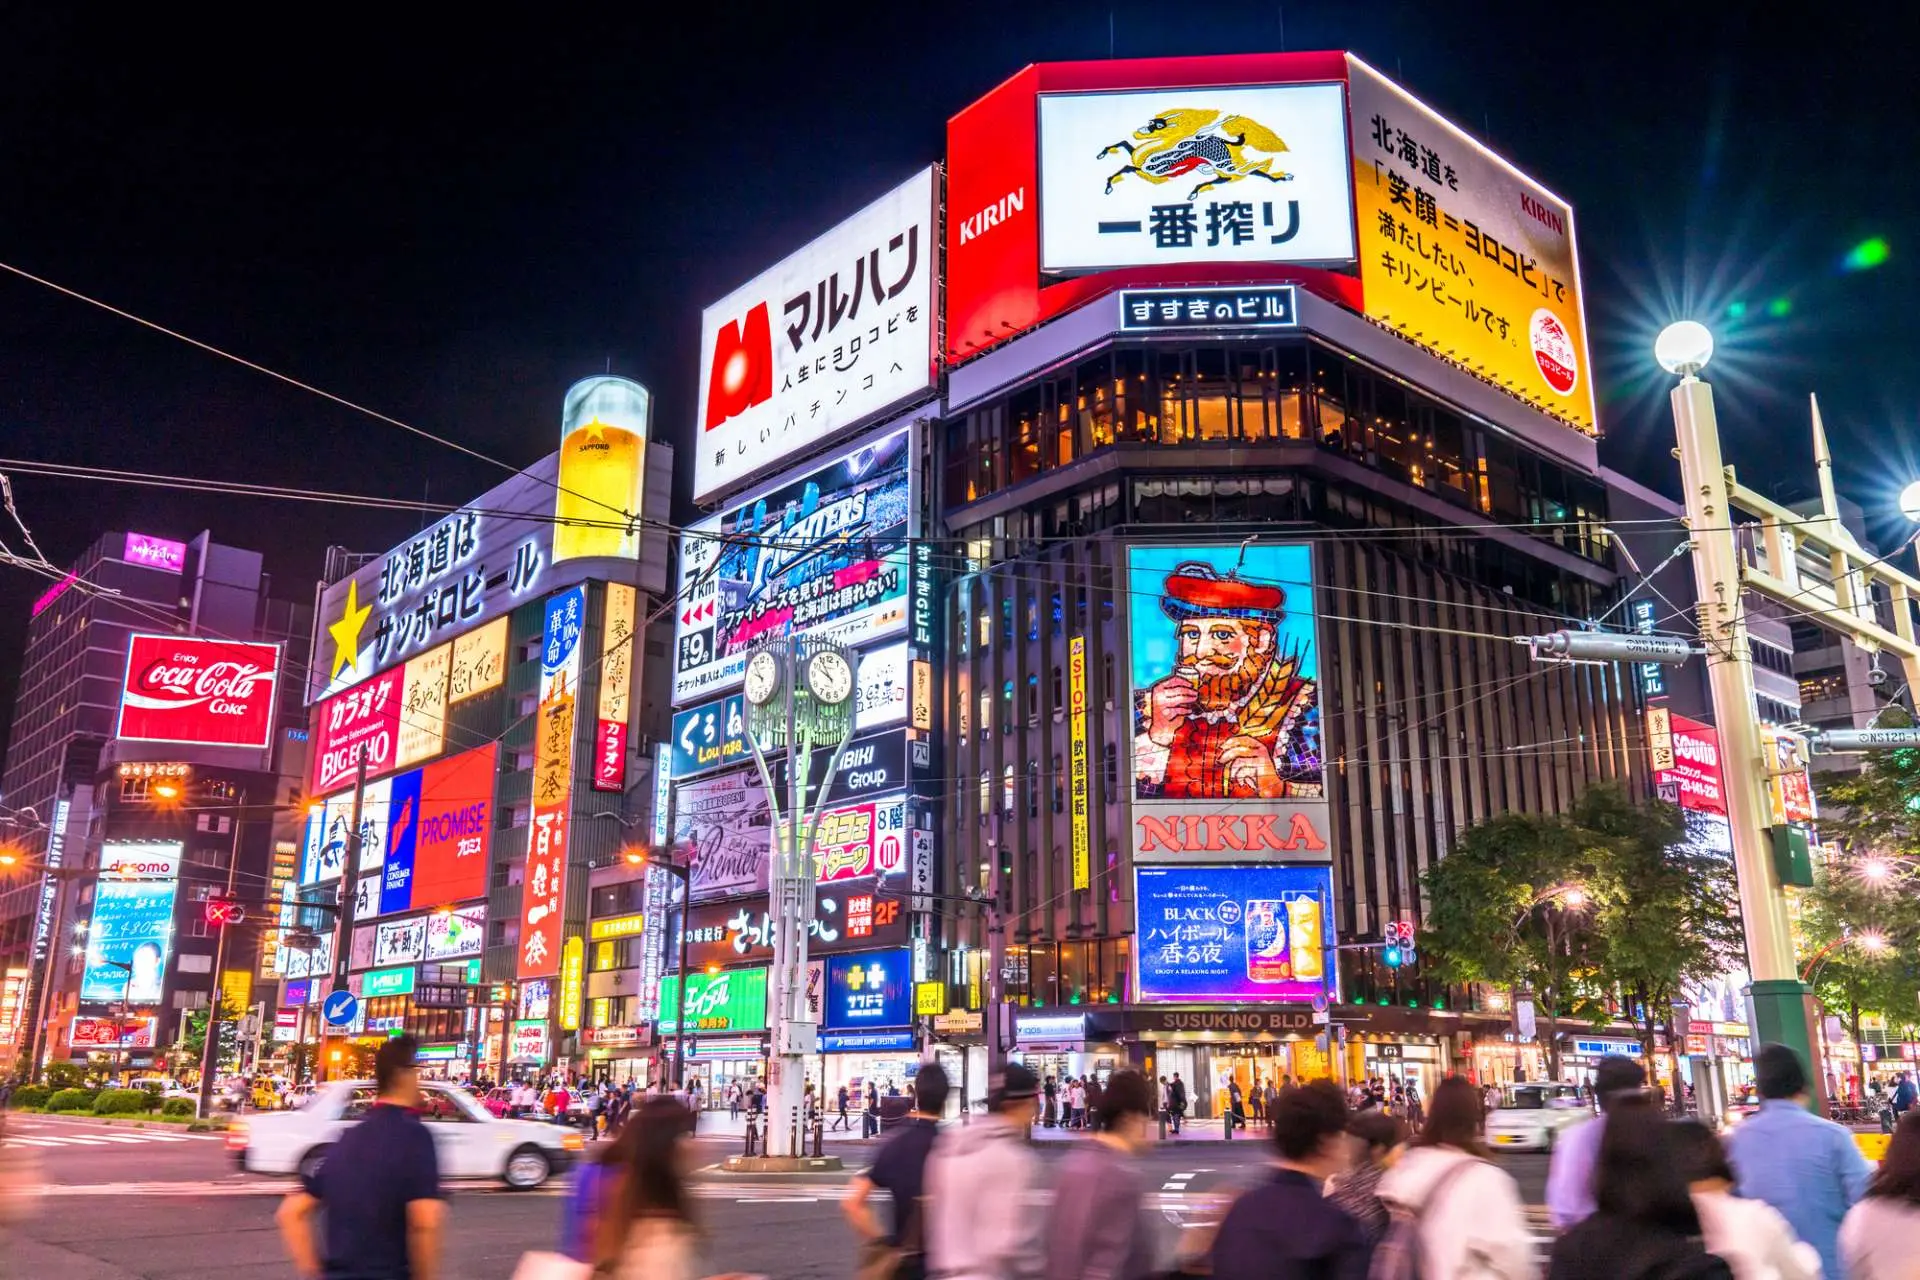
[694, 168, 937, 503]
[1126, 544, 1327, 862]
[1346, 55, 1595, 434]
[117, 635, 282, 750]
[1039, 84, 1355, 273]
[675, 425, 914, 702]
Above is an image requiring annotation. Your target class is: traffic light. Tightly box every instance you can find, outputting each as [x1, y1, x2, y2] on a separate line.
[204, 892, 245, 927]
[1382, 919, 1417, 968]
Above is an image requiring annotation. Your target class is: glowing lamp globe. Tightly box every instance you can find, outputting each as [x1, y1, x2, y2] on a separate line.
[1899, 479, 1920, 524]
[1655, 321, 1715, 376]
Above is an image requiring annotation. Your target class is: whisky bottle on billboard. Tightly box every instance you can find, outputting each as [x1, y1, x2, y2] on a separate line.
[1246, 899, 1293, 983]
[1289, 895, 1324, 982]
[554, 375, 651, 563]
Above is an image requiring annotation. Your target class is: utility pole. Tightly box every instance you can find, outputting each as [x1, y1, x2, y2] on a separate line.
[1662, 326, 1814, 1081]
[196, 791, 245, 1119]
[1656, 322, 1920, 1098]
[321, 753, 370, 1081]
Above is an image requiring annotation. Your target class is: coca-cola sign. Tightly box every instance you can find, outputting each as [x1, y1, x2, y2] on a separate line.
[117, 635, 282, 750]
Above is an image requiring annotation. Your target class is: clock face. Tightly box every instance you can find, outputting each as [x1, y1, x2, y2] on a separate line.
[806, 650, 854, 706]
[744, 651, 781, 706]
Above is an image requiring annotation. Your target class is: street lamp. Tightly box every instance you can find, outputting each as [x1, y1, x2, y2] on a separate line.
[1658, 320, 1820, 1091]
[1801, 929, 1891, 983]
[1510, 882, 1590, 932]
[628, 843, 690, 1092]
[1653, 320, 1714, 377]
[587, 811, 692, 1092]
[1, 847, 105, 1080]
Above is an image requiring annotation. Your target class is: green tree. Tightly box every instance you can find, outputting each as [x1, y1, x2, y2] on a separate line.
[1795, 705, 1920, 1051]
[177, 997, 244, 1071]
[1798, 870, 1917, 1046]
[1579, 784, 1745, 1105]
[1815, 704, 1920, 856]
[1421, 808, 1613, 1081]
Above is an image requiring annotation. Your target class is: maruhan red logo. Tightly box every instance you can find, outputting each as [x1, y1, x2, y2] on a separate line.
[703, 302, 772, 430]
[118, 635, 281, 749]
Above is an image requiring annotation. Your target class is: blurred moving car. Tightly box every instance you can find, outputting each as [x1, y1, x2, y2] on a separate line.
[1485, 1082, 1590, 1152]
[481, 1087, 513, 1118]
[231, 1080, 580, 1189]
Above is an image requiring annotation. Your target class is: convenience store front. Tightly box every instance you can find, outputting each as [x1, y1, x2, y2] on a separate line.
[662, 966, 769, 1106]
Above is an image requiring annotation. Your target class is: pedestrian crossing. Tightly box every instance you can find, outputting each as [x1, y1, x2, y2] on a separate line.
[3, 1125, 224, 1149]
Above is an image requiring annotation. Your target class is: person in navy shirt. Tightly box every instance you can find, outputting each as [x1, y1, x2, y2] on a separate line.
[1210, 1079, 1372, 1280]
[277, 1034, 446, 1280]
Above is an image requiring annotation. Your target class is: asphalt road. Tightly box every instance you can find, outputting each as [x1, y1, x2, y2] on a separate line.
[1, 1114, 1554, 1279]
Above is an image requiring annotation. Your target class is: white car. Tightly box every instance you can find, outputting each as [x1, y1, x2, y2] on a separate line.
[230, 1080, 584, 1189]
[1485, 1082, 1592, 1152]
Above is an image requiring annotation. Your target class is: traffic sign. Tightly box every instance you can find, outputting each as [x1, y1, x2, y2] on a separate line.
[322, 990, 359, 1027]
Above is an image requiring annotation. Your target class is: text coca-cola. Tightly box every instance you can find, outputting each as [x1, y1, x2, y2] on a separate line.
[118, 635, 281, 749]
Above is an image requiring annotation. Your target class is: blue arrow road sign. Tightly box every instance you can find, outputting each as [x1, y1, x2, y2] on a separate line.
[323, 991, 359, 1027]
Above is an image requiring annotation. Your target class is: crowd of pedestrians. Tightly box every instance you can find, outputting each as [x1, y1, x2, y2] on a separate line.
[267, 1035, 1920, 1279]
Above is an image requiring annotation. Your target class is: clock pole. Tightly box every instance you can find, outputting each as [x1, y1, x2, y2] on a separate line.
[737, 636, 857, 1166]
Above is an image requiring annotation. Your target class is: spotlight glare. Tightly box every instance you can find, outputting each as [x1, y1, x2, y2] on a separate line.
[1899, 480, 1920, 524]
[1655, 321, 1715, 376]
[1842, 237, 1890, 272]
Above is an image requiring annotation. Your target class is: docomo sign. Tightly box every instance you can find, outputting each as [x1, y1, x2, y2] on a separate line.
[310, 667, 404, 796]
[101, 843, 183, 881]
[117, 635, 282, 750]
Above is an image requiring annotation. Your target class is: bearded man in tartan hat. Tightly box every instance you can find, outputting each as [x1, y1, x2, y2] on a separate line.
[1133, 562, 1320, 800]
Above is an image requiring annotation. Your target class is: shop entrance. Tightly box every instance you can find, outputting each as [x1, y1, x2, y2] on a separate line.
[688, 1055, 765, 1110]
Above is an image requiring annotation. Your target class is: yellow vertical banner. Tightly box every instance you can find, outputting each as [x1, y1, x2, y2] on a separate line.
[220, 968, 252, 1014]
[559, 935, 584, 1031]
[1069, 635, 1091, 892]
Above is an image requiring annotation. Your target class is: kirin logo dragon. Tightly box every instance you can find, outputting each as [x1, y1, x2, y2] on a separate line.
[1097, 107, 1295, 200]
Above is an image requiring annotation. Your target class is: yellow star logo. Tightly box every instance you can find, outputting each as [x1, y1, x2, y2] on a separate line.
[327, 579, 372, 679]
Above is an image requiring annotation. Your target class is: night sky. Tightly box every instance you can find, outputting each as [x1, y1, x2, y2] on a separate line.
[2, 4, 1916, 764]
